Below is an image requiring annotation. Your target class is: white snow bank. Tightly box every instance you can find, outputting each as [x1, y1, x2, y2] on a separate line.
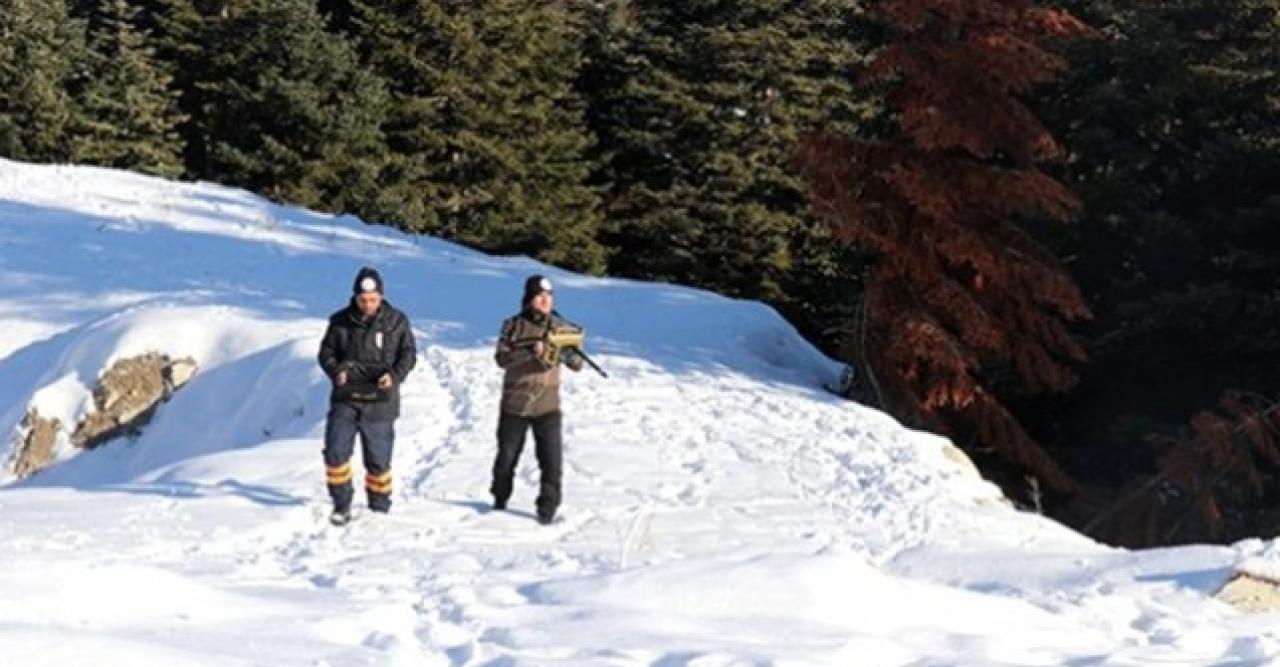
[1, 158, 1278, 665]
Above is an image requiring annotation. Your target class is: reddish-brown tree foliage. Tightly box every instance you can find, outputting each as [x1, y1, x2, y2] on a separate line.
[797, 0, 1092, 494]
[1082, 391, 1280, 547]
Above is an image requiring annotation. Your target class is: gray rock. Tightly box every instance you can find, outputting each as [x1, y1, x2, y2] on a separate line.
[70, 353, 197, 450]
[12, 410, 61, 479]
[1217, 571, 1280, 613]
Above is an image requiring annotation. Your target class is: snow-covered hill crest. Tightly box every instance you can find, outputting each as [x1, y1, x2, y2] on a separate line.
[1, 159, 1277, 666]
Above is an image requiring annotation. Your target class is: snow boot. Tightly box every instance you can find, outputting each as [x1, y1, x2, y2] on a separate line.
[329, 507, 352, 526]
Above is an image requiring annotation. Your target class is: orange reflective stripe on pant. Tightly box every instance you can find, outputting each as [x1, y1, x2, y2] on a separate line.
[326, 463, 352, 485]
[365, 472, 392, 494]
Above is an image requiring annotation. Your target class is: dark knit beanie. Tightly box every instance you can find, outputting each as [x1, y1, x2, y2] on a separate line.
[353, 266, 384, 295]
[522, 274, 553, 305]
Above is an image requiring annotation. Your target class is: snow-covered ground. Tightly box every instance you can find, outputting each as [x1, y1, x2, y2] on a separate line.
[1, 158, 1278, 666]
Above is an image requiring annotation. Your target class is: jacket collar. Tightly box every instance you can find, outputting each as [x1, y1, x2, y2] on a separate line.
[521, 307, 552, 326]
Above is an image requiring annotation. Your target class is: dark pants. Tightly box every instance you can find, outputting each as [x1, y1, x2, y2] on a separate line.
[492, 411, 563, 517]
[324, 402, 395, 512]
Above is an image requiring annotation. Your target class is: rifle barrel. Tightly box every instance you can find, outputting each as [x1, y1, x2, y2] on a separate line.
[576, 349, 609, 378]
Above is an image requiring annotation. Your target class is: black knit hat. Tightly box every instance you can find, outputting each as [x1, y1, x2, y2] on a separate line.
[522, 274, 553, 304]
[353, 266, 384, 295]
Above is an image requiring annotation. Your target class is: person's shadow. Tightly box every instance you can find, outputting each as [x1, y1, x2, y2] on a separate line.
[444, 498, 539, 521]
[93, 479, 305, 506]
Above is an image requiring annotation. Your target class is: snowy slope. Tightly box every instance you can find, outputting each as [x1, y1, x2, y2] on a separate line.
[1, 158, 1277, 666]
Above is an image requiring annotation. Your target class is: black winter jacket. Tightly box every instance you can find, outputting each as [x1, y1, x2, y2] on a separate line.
[318, 300, 417, 420]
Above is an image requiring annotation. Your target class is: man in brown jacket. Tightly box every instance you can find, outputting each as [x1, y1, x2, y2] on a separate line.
[492, 274, 584, 524]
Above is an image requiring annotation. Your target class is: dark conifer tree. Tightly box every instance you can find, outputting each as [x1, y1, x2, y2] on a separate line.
[0, 0, 87, 163]
[352, 0, 605, 271]
[70, 0, 185, 177]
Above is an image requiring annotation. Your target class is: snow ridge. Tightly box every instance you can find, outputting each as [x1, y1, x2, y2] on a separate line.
[1, 159, 1277, 666]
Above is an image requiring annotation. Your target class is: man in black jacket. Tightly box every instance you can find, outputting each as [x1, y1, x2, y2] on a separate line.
[317, 267, 416, 525]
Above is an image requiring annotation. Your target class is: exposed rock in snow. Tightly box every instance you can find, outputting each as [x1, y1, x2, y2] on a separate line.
[1, 158, 1278, 665]
[1217, 571, 1280, 614]
[11, 409, 60, 478]
[70, 353, 197, 450]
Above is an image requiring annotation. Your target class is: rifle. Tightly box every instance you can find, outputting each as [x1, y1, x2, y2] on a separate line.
[549, 310, 609, 378]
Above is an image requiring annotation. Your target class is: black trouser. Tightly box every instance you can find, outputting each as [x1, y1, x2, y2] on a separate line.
[323, 402, 395, 512]
[492, 411, 563, 517]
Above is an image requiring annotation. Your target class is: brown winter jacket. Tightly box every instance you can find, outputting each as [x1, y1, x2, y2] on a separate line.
[494, 309, 584, 417]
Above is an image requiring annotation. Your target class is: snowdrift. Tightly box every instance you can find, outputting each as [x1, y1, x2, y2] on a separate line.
[1, 159, 1278, 666]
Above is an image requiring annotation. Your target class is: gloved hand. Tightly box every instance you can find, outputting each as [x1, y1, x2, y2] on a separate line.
[562, 347, 585, 372]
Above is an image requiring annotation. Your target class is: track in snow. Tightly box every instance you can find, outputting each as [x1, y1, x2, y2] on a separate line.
[3, 159, 1279, 666]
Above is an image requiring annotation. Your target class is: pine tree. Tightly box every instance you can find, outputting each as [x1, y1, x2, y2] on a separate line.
[0, 0, 87, 163]
[316, 0, 355, 32]
[145, 0, 206, 175]
[70, 0, 185, 177]
[586, 0, 873, 314]
[798, 0, 1093, 495]
[189, 0, 387, 212]
[1041, 0, 1280, 409]
[352, 0, 605, 272]
[1035, 0, 1280, 543]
